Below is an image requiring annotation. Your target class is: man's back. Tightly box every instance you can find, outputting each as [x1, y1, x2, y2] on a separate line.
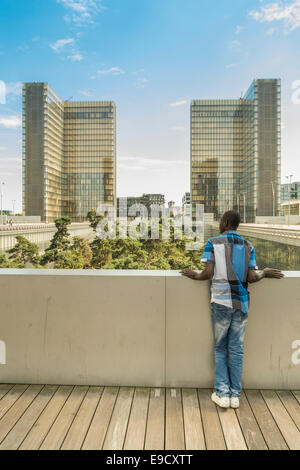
[201, 230, 256, 313]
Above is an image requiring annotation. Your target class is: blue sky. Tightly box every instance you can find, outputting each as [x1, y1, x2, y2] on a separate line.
[1, 0, 300, 212]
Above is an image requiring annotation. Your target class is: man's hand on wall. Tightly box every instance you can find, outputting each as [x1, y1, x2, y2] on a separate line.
[263, 268, 285, 279]
[180, 269, 197, 280]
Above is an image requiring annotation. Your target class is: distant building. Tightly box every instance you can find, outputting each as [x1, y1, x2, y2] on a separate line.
[167, 201, 182, 217]
[182, 192, 191, 217]
[282, 200, 300, 216]
[117, 194, 165, 218]
[141, 194, 165, 212]
[117, 196, 143, 218]
[280, 182, 300, 215]
[23, 82, 116, 222]
[191, 79, 281, 222]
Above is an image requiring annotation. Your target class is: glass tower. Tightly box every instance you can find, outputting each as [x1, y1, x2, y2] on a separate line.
[23, 83, 116, 222]
[191, 79, 281, 222]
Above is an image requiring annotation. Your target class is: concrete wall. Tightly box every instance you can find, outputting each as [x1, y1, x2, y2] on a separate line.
[1, 216, 42, 224]
[0, 270, 299, 389]
[0, 223, 94, 253]
[256, 215, 300, 225]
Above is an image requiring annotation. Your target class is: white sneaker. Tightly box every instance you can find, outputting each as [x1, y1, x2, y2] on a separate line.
[230, 397, 240, 409]
[211, 392, 230, 408]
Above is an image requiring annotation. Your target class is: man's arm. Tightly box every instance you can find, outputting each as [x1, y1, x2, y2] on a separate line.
[247, 267, 284, 283]
[180, 263, 214, 281]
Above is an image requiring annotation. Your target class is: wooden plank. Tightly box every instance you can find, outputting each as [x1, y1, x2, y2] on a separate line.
[165, 388, 185, 450]
[197, 389, 226, 450]
[261, 390, 300, 450]
[182, 388, 205, 450]
[292, 391, 300, 405]
[245, 390, 288, 450]
[0, 384, 43, 444]
[19, 385, 73, 450]
[217, 407, 247, 450]
[124, 388, 150, 450]
[103, 387, 134, 450]
[277, 391, 300, 431]
[144, 388, 165, 451]
[40, 386, 88, 450]
[82, 387, 118, 450]
[0, 385, 58, 450]
[61, 387, 103, 450]
[0, 384, 29, 420]
[235, 395, 268, 450]
[0, 384, 14, 401]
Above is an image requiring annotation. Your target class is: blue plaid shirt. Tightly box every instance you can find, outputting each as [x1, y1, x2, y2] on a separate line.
[201, 230, 257, 313]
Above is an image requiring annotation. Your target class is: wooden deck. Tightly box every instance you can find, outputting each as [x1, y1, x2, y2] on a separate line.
[0, 384, 300, 450]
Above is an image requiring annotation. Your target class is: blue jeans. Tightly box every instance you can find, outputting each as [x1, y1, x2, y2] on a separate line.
[211, 302, 248, 398]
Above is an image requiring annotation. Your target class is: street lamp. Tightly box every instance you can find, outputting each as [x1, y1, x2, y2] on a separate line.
[285, 174, 293, 226]
[0, 182, 5, 225]
[241, 192, 246, 223]
[271, 182, 275, 218]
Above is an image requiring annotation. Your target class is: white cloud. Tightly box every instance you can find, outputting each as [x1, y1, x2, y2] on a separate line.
[50, 38, 75, 52]
[78, 89, 94, 97]
[91, 67, 125, 78]
[169, 100, 187, 108]
[229, 39, 241, 49]
[0, 157, 22, 176]
[16, 44, 29, 52]
[50, 38, 83, 62]
[0, 116, 22, 129]
[57, 0, 104, 24]
[118, 156, 187, 172]
[249, 1, 300, 32]
[266, 26, 277, 35]
[0, 157, 22, 164]
[68, 53, 83, 61]
[235, 25, 244, 34]
[6, 82, 22, 97]
[132, 68, 145, 75]
[226, 63, 238, 69]
[135, 77, 148, 89]
[170, 126, 186, 132]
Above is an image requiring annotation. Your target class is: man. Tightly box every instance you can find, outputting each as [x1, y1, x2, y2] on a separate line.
[180, 210, 284, 409]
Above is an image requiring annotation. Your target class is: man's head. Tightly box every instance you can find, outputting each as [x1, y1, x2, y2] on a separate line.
[219, 211, 241, 234]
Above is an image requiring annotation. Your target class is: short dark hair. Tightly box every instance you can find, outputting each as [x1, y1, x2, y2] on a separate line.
[220, 211, 241, 230]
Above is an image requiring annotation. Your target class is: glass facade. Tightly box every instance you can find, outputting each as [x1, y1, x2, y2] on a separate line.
[191, 100, 244, 220]
[23, 83, 116, 222]
[63, 101, 116, 221]
[191, 79, 281, 222]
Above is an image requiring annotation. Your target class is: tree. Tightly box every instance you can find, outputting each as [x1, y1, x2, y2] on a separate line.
[48, 236, 92, 269]
[87, 210, 104, 231]
[71, 236, 92, 268]
[40, 217, 71, 266]
[89, 219, 205, 270]
[7, 235, 40, 266]
[0, 253, 24, 268]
